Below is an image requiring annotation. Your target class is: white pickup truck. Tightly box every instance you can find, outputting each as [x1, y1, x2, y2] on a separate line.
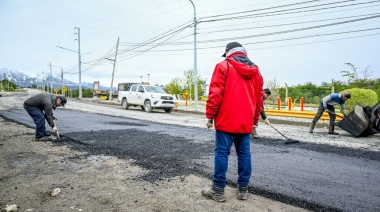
[117, 84, 175, 113]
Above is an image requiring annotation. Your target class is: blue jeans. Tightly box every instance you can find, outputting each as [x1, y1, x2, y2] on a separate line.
[213, 130, 252, 188]
[23, 103, 46, 138]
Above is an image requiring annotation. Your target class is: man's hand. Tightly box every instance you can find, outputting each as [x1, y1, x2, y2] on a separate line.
[53, 125, 58, 133]
[206, 119, 214, 129]
[264, 118, 270, 125]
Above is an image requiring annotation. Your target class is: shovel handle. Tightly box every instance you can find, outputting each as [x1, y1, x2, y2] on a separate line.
[327, 110, 344, 118]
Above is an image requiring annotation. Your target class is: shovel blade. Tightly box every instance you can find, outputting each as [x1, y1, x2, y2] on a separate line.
[285, 140, 300, 145]
[55, 131, 61, 140]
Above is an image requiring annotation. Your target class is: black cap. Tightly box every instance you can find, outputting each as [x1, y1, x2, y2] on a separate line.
[57, 96, 67, 107]
[264, 88, 271, 95]
[342, 93, 351, 99]
[222, 42, 243, 57]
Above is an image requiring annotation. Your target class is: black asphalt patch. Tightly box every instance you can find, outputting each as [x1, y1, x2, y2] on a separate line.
[55, 129, 213, 183]
[104, 121, 148, 127]
[252, 138, 380, 161]
[1, 109, 380, 212]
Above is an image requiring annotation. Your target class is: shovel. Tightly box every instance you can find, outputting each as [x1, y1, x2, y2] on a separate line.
[326, 110, 345, 118]
[268, 123, 299, 144]
[52, 116, 61, 140]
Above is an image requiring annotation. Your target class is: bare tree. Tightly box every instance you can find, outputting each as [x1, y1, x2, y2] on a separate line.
[341, 63, 373, 88]
[265, 78, 281, 106]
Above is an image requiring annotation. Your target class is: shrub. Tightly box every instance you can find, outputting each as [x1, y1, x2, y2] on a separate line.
[340, 88, 378, 113]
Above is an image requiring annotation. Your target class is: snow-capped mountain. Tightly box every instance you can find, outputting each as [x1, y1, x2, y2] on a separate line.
[0, 68, 111, 90]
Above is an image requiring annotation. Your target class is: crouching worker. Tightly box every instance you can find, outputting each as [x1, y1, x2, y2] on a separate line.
[23, 93, 67, 141]
[309, 92, 350, 135]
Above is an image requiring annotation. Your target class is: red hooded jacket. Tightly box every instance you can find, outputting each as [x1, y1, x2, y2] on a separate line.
[206, 51, 263, 134]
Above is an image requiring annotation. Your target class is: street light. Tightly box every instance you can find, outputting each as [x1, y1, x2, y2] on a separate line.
[189, 0, 198, 111]
[147, 73, 150, 83]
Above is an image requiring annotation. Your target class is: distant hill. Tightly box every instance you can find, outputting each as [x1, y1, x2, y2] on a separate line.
[0, 68, 114, 91]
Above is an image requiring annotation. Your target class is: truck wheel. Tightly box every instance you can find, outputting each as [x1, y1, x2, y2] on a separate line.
[144, 100, 153, 113]
[141, 106, 145, 111]
[164, 108, 172, 113]
[122, 99, 129, 110]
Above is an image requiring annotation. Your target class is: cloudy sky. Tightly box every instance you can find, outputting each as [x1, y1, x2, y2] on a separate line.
[1, 0, 379, 88]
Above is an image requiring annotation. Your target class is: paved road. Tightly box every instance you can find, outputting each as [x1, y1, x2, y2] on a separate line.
[0, 92, 380, 211]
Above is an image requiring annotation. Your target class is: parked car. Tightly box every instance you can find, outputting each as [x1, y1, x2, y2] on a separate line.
[117, 84, 175, 113]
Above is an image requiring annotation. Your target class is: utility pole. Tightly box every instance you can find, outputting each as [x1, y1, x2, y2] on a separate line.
[140, 76, 142, 83]
[147, 73, 150, 83]
[43, 77, 45, 92]
[75, 27, 82, 98]
[0, 73, 3, 91]
[61, 68, 64, 95]
[49, 62, 53, 93]
[109, 37, 120, 102]
[285, 83, 288, 103]
[189, 0, 198, 111]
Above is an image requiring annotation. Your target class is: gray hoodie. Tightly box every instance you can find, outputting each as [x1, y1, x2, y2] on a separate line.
[24, 93, 58, 127]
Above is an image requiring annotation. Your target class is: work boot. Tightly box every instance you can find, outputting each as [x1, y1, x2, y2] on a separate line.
[309, 122, 316, 133]
[201, 185, 226, 202]
[44, 132, 52, 137]
[237, 185, 249, 200]
[252, 124, 259, 139]
[328, 124, 339, 135]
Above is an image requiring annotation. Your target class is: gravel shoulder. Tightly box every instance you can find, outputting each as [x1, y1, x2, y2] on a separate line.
[0, 92, 306, 212]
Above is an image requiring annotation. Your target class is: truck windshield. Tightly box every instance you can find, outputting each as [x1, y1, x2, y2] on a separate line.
[144, 86, 166, 93]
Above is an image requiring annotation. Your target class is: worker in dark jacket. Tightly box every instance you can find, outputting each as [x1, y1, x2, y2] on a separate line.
[23, 93, 67, 141]
[252, 88, 271, 139]
[309, 92, 350, 135]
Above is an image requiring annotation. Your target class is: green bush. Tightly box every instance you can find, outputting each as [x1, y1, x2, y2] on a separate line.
[340, 88, 378, 113]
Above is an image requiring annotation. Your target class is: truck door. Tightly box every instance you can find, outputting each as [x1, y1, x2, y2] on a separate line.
[128, 84, 139, 104]
[136, 85, 146, 105]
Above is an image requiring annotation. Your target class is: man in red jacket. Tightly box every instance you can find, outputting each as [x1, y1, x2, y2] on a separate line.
[202, 42, 263, 202]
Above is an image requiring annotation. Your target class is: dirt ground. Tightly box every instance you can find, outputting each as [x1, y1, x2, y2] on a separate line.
[0, 116, 306, 212]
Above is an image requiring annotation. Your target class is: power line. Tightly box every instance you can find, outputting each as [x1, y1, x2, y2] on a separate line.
[118, 32, 380, 56]
[118, 13, 380, 46]
[197, 13, 380, 34]
[119, 28, 380, 53]
[121, 14, 380, 53]
[199, 0, 378, 22]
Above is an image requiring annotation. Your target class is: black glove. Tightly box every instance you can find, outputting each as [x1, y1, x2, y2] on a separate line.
[206, 119, 213, 129]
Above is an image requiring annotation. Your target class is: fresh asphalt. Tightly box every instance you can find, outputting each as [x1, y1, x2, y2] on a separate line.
[0, 107, 379, 212]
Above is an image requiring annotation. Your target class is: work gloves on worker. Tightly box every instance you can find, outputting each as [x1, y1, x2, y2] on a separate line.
[206, 119, 213, 129]
[52, 125, 58, 133]
[264, 118, 270, 125]
[52, 115, 58, 133]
